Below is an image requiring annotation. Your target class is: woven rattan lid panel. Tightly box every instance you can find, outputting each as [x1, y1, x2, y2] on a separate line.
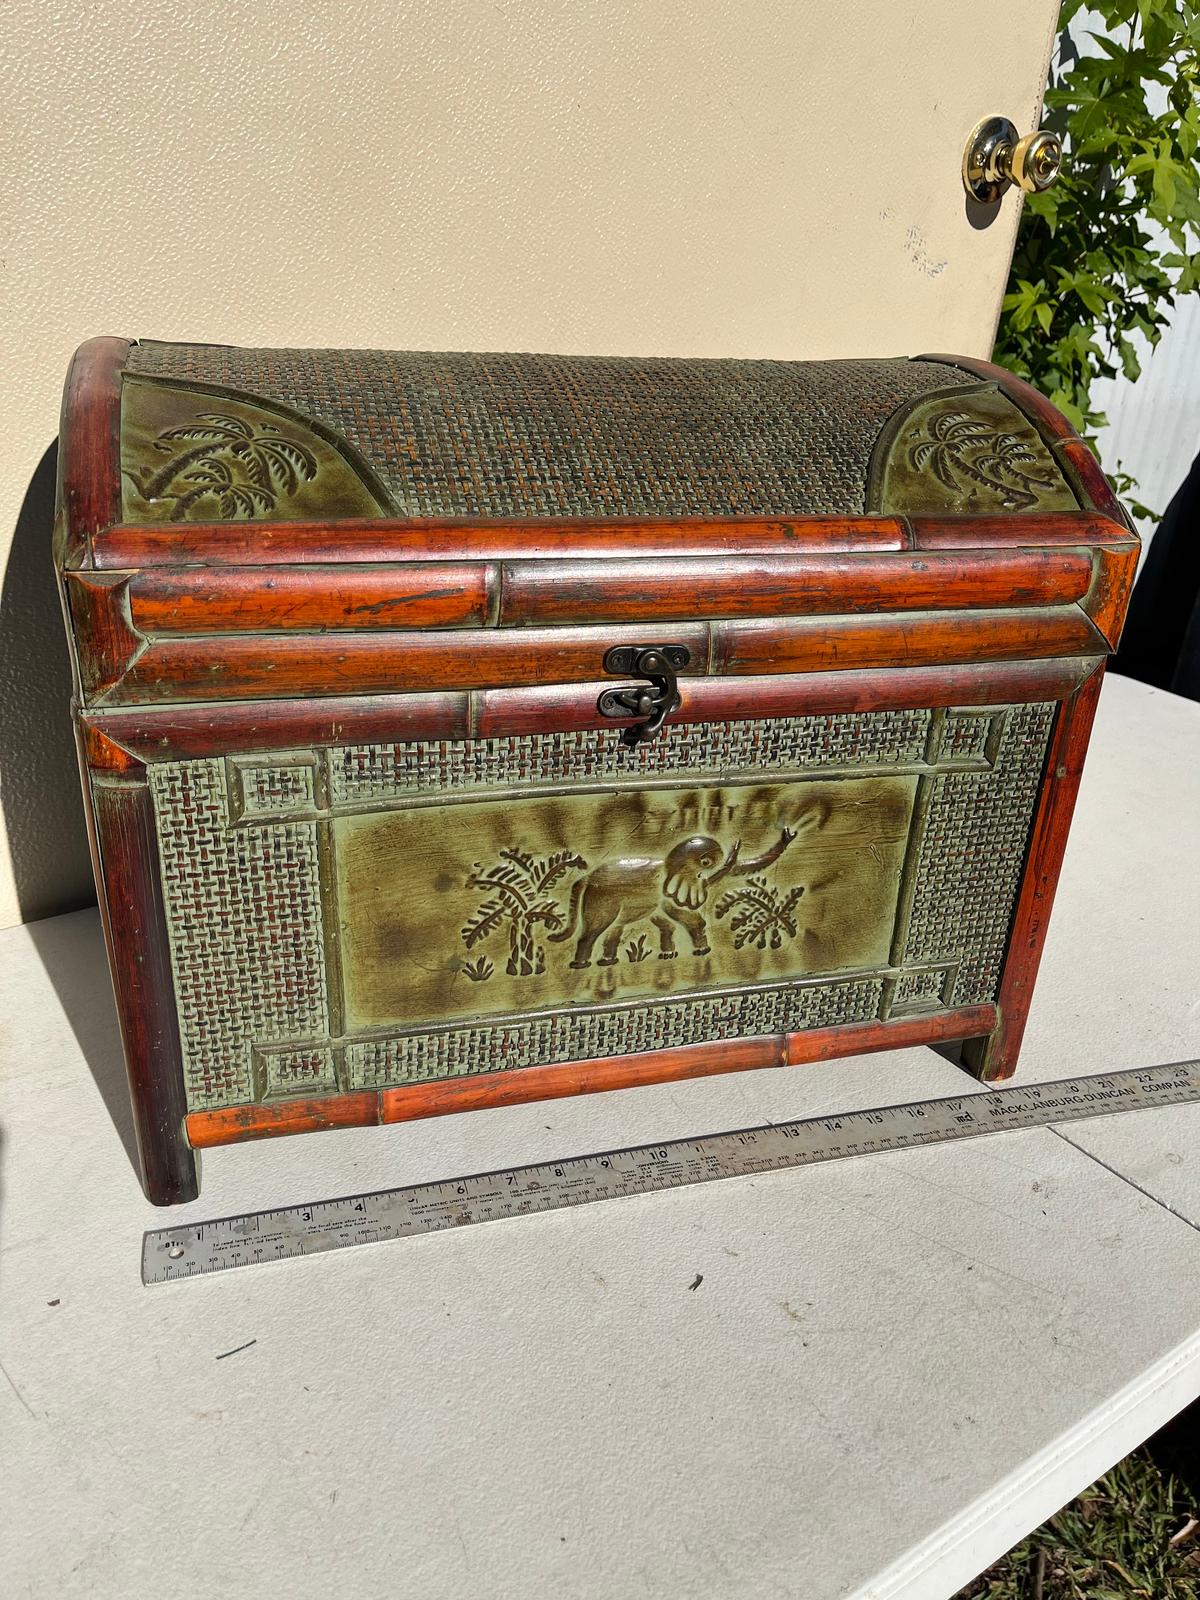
[123, 345, 974, 520]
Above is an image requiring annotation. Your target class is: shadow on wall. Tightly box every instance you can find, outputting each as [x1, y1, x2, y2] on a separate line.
[0, 458, 139, 1179]
[0, 443, 96, 923]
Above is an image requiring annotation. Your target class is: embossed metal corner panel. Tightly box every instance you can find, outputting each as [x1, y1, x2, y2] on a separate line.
[121, 376, 391, 523]
[147, 705, 1055, 1113]
[871, 387, 1079, 515]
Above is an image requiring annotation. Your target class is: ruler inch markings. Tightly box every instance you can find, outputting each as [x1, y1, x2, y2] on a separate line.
[142, 1061, 1200, 1284]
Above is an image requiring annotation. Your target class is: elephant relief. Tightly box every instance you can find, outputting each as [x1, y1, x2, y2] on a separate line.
[549, 801, 829, 969]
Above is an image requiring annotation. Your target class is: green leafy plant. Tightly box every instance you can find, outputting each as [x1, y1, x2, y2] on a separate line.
[994, 0, 1200, 517]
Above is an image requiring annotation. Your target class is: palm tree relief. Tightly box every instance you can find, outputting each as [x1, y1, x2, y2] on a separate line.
[125, 412, 318, 520]
[714, 879, 807, 950]
[908, 411, 1057, 511]
[461, 850, 587, 978]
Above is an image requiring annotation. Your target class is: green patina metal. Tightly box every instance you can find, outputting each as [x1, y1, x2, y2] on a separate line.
[335, 775, 915, 1033]
[120, 376, 390, 523]
[871, 386, 1079, 515]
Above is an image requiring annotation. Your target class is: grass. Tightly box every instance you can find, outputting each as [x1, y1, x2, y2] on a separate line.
[955, 1442, 1200, 1599]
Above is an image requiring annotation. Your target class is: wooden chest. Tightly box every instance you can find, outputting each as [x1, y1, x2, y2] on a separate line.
[55, 339, 1137, 1203]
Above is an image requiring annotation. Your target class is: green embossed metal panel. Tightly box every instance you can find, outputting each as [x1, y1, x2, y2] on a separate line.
[147, 704, 1055, 1112]
[870, 388, 1080, 514]
[121, 376, 390, 523]
[335, 775, 916, 1030]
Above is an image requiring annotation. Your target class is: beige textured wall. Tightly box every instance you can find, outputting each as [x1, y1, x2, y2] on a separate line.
[0, 0, 1059, 927]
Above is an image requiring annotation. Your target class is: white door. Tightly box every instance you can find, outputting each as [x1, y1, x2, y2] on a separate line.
[1, 0, 1061, 925]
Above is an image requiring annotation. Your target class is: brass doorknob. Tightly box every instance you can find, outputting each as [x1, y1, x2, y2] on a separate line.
[962, 116, 1063, 204]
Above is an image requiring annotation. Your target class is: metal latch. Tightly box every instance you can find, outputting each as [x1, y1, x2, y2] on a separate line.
[597, 644, 690, 746]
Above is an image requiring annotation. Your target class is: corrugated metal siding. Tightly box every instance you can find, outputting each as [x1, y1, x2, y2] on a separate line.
[1094, 299, 1200, 537]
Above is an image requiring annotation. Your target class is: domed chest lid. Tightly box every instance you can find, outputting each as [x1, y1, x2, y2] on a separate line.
[111, 343, 1084, 528]
[55, 338, 1135, 715]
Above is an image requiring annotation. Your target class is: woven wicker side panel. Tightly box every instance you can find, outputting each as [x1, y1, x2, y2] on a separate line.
[343, 980, 888, 1090]
[148, 760, 329, 1108]
[903, 701, 1055, 1002]
[329, 709, 933, 806]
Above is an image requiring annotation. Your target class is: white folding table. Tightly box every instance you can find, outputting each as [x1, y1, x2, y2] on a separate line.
[2, 673, 1199, 1600]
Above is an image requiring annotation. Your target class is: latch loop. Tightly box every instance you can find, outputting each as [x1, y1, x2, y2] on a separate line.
[597, 644, 690, 746]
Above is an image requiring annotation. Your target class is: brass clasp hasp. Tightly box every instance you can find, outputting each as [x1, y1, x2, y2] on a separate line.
[597, 644, 690, 746]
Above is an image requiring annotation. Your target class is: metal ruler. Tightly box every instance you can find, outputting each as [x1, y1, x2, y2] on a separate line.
[143, 1060, 1200, 1284]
